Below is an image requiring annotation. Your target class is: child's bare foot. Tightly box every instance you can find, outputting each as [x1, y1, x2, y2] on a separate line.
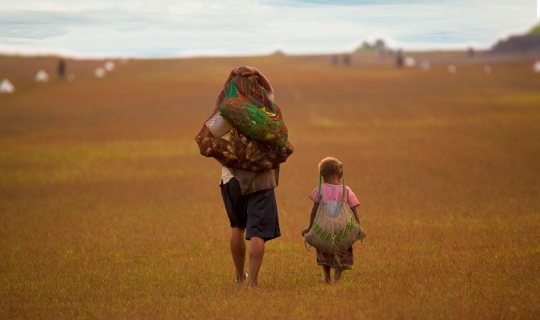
[235, 273, 248, 284]
[320, 275, 331, 284]
[333, 268, 342, 284]
[321, 265, 331, 284]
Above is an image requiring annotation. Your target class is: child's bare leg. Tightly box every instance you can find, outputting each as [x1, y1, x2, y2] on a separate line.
[230, 228, 247, 282]
[333, 267, 343, 284]
[321, 265, 331, 283]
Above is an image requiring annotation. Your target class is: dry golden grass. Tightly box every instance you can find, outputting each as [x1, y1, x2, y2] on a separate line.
[1, 52, 539, 319]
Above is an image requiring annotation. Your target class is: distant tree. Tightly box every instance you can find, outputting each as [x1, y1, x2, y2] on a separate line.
[529, 24, 540, 34]
[355, 38, 392, 56]
[375, 39, 387, 57]
[355, 41, 376, 53]
[375, 39, 386, 50]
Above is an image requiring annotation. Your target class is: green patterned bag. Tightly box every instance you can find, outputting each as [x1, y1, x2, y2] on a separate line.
[219, 81, 288, 148]
[195, 76, 293, 172]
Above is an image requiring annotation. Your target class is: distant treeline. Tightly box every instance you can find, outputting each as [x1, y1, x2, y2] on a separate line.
[490, 24, 540, 54]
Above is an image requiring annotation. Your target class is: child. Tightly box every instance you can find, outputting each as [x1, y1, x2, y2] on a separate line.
[301, 157, 361, 284]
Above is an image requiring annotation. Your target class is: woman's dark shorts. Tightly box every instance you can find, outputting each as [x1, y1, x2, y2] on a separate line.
[220, 177, 280, 242]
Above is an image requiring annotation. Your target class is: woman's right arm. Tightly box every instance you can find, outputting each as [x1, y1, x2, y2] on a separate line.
[213, 67, 241, 112]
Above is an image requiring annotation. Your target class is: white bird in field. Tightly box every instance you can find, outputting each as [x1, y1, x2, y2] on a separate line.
[35, 70, 49, 82]
[533, 61, 540, 73]
[0, 78, 15, 93]
[94, 68, 106, 78]
[420, 60, 430, 71]
[404, 56, 416, 67]
[104, 61, 115, 72]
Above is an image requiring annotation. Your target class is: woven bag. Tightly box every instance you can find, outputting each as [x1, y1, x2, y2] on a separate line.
[219, 81, 288, 148]
[195, 122, 293, 171]
[305, 166, 365, 255]
[194, 77, 293, 171]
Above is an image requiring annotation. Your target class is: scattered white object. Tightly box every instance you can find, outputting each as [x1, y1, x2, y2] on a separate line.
[484, 65, 492, 74]
[35, 70, 49, 82]
[420, 60, 430, 71]
[104, 61, 115, 72]
[0, 78, 15, 93]
[94, 67, 106, 78]
[533, 61, 540, 73]
[67, 74, 75, 82]
[404, 56, 416, 67]
[447, 65, 457, 74]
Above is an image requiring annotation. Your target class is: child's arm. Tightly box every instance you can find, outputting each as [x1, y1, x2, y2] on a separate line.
[301, 202, 319, 236]
[351, 205, 366, 239]
[351, 206, 360, 224]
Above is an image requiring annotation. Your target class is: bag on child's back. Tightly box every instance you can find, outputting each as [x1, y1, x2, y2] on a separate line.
[305, 169, 365, 255]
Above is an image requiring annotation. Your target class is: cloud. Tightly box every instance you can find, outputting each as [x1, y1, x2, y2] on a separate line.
[0, 10, 74, 39]
[0, 0, 536, 57]
[260, 0, 428, 5]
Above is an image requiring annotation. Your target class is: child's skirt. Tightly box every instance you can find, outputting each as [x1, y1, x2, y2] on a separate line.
[316, 247, 353, 269]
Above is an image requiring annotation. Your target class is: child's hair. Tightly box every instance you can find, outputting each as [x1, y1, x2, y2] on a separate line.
[318, 157, 342, 177]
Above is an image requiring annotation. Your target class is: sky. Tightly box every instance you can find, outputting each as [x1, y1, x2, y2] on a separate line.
[0, 0, 538, 58]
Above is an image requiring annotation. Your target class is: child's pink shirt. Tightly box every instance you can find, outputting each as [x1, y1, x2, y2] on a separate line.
[309, 183, 360, 207]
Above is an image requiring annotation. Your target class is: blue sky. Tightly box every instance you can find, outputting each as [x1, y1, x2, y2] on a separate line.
[0, 0, 537, 58]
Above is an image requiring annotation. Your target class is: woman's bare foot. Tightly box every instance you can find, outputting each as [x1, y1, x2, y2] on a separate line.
[235, 273, 248, 284]
[247, 279, 259, 289]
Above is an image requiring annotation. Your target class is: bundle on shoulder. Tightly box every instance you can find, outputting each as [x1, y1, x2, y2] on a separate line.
[195, 73, 293, 171]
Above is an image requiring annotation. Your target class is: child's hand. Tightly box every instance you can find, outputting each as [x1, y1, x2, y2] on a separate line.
[301, 227, 310, 237]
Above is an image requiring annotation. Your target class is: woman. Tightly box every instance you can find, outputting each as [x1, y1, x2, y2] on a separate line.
[217, 66, 281, 289]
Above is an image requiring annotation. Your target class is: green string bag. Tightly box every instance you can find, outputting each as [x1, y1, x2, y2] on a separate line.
[219, 81, 288, 148]
[195, 75, 293, 171]
[305, 165, 365, 258]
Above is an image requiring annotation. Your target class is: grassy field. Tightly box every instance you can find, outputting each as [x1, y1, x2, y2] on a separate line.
[1, 52, 539, 319]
